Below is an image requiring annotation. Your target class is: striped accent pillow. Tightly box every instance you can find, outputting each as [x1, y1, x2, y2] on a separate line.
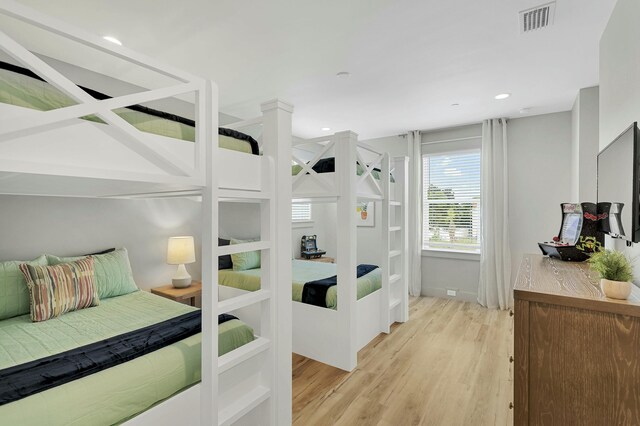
[19, 257, 99, 322]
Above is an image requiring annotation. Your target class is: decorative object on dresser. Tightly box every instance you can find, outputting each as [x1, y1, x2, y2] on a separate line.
[513, 254, 640, 424]
[588, 249, 635, 300]
[151, 281, 202, 307]
[167, 236, 196, 288]
[537, 202, 604, 262]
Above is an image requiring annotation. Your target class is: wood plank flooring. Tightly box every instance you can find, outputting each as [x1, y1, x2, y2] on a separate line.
[292, 297, 513, 426]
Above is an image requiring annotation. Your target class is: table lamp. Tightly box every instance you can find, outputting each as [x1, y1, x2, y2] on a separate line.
[167, 236, 195, 288]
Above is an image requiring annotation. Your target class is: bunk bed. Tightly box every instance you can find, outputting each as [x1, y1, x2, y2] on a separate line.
[217, 130, 409, 371]
[290, 132, 409, 371]
[0, 1, 292, 425]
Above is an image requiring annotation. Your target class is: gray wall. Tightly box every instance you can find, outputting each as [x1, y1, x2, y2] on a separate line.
[599, 0, 640, 282]
[571, 86, 600, 202]
[418, 113, 573, 302]
[0, 195, 201, 291]
[508, 112, 573, 283]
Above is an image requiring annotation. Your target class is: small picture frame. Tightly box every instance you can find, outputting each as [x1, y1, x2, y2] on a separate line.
[356, 202, 375, 227]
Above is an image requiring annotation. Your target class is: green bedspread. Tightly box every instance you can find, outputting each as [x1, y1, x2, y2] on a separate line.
[0, 68, 253, 154]
[0, 290, 254, 426]
[218, 259, 382, 309]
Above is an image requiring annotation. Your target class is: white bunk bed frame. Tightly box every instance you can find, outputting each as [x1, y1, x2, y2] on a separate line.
[0, 1, 292, 425]
[291, 131, 409, 371]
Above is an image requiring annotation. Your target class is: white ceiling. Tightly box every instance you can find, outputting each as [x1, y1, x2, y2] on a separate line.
[11, 0, 617, 139]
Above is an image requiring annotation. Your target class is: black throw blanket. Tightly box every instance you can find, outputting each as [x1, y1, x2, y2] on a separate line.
[0, 312, 237, 406]
[301, 264, 378, 307]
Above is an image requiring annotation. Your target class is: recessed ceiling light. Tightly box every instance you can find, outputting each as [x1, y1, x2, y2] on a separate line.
[495, 93, 511, 100]
[336, 71, 351, 79]
[103, 36, 122, 46]
[321, 127, 331, 131]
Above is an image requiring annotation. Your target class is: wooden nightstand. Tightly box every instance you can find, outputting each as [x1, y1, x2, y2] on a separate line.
[297, 256, 335, 264]
[151, 281, 202, 307]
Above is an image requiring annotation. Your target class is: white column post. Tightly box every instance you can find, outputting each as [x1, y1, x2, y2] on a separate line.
[200, 80, 219, 425]
[335, 130, 358, 371]
[380, 153, 391, 333]
[394, 156, 410, 322]
[260, 99, 293, 425]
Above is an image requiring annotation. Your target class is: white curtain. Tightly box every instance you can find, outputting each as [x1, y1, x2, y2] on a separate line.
[478, 119, 512, 310]
[407, 130, 423, 297]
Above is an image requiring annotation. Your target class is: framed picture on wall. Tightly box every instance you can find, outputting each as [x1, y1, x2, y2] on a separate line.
[356, 202, 375, 227]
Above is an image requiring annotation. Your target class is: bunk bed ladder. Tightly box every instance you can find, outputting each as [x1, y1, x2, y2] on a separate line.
[382, 156, 410, 332]
[216, 100, 293, 426]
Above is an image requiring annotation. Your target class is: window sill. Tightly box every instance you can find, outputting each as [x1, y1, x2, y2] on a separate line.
[292, 221, 314, 229]
[422, 248, 481, 261]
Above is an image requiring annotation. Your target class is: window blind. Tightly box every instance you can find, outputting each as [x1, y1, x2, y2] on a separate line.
[422, 149, 481, 252]
[292, 203, 312, 222]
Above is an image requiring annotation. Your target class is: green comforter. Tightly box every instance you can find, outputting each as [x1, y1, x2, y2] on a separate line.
[0, 290, 254, 425]
[0, 68, 253, 153]
[218, 259, 382, 309]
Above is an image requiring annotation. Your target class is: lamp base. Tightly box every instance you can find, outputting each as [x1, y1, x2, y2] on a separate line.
[172, 264, 192, 288]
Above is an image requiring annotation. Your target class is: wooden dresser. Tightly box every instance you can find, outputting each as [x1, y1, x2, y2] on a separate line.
[514, 254, 640, 425]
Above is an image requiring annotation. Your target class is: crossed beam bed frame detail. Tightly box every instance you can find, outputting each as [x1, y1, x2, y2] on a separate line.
[0, 1, 293, 425]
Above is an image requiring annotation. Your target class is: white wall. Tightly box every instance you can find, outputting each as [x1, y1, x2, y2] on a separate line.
[599, 0, 640, 280]
[0, 195, 201, 291]
[508, 112, 573, 283]
[571, 86, 600, 202]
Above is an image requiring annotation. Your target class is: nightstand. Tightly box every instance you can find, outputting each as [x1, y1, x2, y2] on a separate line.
[297, 256, 335, 263]
[151, 281, 202, 307]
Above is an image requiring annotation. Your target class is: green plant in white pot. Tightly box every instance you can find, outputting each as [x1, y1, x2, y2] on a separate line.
[588, 250, 635, 300]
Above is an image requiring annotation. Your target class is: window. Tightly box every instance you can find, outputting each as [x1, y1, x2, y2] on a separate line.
[422, 149, 481, 252]
[292, 203, 312, 222]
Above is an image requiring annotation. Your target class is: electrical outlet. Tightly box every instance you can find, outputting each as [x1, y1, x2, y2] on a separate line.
[446, 289, 457, 297]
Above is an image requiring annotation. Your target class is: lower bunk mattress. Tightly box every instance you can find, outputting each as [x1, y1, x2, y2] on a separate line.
[0, 290, 254, 425]
[218, 259, 382, 309]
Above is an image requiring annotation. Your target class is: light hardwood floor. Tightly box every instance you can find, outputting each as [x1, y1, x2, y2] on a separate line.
[292, 297, 513, 426]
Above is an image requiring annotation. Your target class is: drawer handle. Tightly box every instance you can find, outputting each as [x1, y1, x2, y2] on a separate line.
[509, 310, 514, 317]
[509, 402, 514, 409]
[509, 356, 514, 363]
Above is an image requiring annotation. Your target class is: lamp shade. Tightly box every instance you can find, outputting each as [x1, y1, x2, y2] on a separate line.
[167, 236, 196, 265]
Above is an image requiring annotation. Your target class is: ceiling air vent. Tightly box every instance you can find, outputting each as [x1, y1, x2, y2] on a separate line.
[519, 2, 556, 33]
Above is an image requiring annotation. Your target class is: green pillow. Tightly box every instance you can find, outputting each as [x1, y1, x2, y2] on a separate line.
[230, 239, 261, 271]
[0, 255, 48, 320]
[47, 248, 138, 299]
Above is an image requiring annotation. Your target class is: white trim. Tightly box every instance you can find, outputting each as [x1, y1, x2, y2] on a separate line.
[421, 135, 482, 145]
[292, 221, 314, 229]
[422, 248, 481, 261]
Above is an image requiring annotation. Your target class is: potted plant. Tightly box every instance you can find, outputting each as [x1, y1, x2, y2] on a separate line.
[588, 250, 635, 300]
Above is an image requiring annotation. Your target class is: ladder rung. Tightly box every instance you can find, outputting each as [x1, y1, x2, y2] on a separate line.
[218, 241, 270, 256]
[219, 189, 272, 200]
[218, 385, 271, 426]
[389, 226, 401, 232]
[389, 298, 401, 309]
[218, 336, 270, 373]
[389, 250, 402, 258]
[218, 289, 271, 312]
[389, 274, 401, 284]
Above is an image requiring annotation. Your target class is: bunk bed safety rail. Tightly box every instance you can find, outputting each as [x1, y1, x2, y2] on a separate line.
[0, 0, 210, 184]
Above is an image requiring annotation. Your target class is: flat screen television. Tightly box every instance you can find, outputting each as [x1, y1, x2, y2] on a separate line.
[597, 122, 640, 243]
